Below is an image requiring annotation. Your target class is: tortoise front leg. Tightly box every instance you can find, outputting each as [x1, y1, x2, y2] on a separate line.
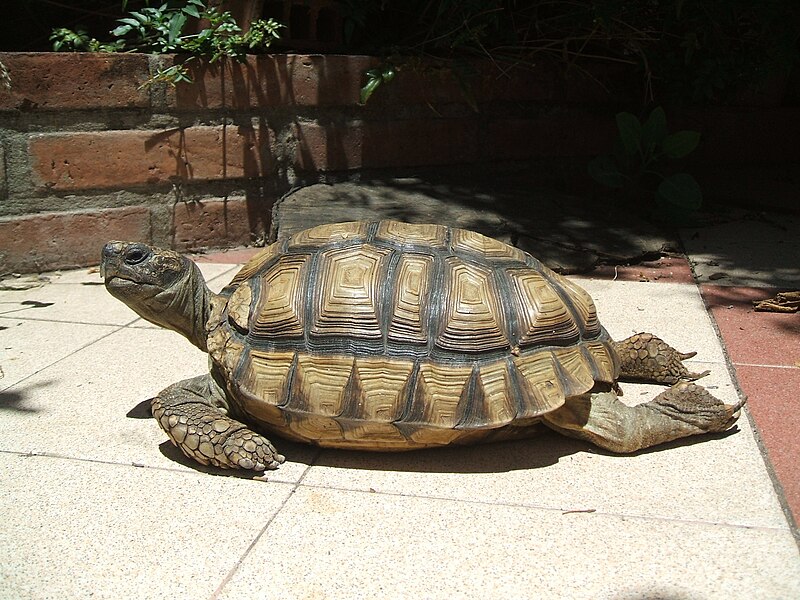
[542, 382, 744, 453]
[612, 333, 710, 384]
[151, 374, 285, 473]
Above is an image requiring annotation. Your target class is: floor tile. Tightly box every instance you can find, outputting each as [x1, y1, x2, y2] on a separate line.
[735, 364, 800, 526]
[0, 453, 294, 600]
[0, 278, 141, 325]
[0, 326, 315, 484]
[218, 486, 800, 600]
[701, 284, 800, 368]
[0, 264, 237, 327]
[578, 279, 727, 365]
[198, 263, 240, 288]
[0, 319, 118, 389]
[302, 363, 775, 529]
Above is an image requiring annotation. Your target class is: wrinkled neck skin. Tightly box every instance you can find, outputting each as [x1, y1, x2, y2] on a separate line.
[146, 261, 213, 351]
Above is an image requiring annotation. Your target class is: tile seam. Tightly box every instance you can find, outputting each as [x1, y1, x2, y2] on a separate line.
[0, 324, 130, 393]
[1, 449, 788, 538]
[208, 447, 323, 600]
[0, 314, 140, 327]
[0, 448, 309, 488]
[294, 479, 792, 535]
[733, 362, 799, 370]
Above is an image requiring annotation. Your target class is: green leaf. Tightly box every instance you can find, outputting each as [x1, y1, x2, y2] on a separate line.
[183, 4, 201, 19]
[588, 155, 627, 189]
[641, 106, 667, 155]
[111, 24, 132, 37]
[657, 173, 702, 210]
[381, 65, 396, 82]
[610, 137, 634, 173]
[128, 11, 148, 24]
[117, 17, 142, 28]
[360, 76, 382, 105]
[168, 13, 187, 43]
[615, 112, 641, 157]
[662, 131, 701, 159]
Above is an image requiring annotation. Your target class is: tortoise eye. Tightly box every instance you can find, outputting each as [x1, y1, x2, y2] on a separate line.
[124, 246, 149, 265]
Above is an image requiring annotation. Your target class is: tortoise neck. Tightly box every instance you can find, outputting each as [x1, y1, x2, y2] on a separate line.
[156, 260, 214, 351]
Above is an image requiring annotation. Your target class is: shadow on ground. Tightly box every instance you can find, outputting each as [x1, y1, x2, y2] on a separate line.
[154, 425, 742, 479]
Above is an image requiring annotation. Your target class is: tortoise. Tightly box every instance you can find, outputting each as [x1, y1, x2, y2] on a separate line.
[101, 220, 743, 475]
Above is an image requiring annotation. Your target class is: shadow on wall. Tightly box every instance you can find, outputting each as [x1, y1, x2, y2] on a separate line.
[173, 54, 369, 108]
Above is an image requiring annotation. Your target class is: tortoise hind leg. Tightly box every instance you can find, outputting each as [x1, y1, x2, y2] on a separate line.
[152, 374, 285, 473]
[613, 333, 710, 384]
[541, 382, 744, 453]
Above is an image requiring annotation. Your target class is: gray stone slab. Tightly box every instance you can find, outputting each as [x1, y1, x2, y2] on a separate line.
[218, 486, 800, 600]
[274, 179, 675, 273]
[0, 452, 295, 600]
[681, 214, 800, 288]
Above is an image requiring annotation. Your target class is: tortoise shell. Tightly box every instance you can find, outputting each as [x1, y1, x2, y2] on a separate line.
[205, 220, 619, 450]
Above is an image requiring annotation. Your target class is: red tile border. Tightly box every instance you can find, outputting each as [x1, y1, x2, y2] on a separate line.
[735, 365, 800, 526]
[700, 284, 800, 368]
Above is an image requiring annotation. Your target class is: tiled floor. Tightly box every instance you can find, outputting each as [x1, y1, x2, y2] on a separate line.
[700, 284, 800, 530]
[1, 222, 798, 599]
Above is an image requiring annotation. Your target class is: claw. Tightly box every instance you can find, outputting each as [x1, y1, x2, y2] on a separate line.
[732, 395, 748, 413]
[683, 368, 710, 381]
[678, 350, 697, 360]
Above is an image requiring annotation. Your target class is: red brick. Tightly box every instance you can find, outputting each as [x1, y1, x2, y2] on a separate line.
[486, 111, 616, 161]
[0, 52, 150, 111]
[293, 119, 479, 171]
[0, 206, 151, 274]
[172, 54, 376, 109]
[29, 125, 273, 191]
[171, 54, 566, 110]
[380, 60, 561, 106]
[172, 197, 262, 251]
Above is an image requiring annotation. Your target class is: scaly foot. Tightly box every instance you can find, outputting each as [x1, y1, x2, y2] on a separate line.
[614, 333, 710, 384]
[152, 375, 285, 474]
[645, 381, 746, 433]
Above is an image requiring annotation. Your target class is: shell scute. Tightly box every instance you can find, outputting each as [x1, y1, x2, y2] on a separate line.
[436, 257, 509, 353]
[251, 254, 310, 340]
[312, 244, 392, 340]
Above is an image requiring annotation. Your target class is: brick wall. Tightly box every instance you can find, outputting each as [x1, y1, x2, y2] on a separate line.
[1, 52, 797, 274]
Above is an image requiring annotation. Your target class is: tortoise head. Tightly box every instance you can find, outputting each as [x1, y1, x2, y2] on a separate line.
[101, 241, 212, 350]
